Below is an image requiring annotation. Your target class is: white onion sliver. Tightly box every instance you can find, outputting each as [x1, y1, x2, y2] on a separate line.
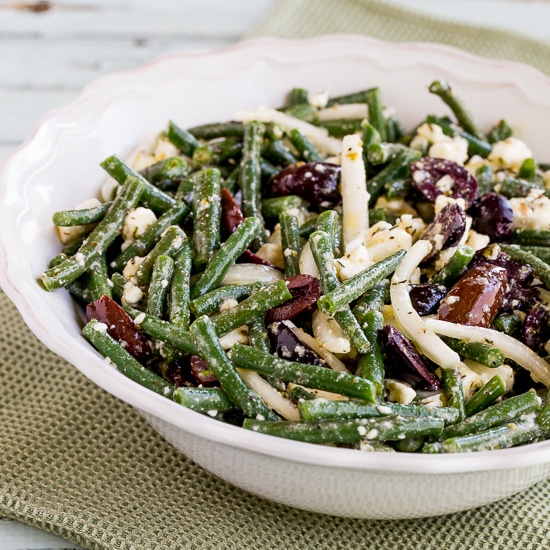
[220, 263, 283, 286]
[318, 103, 368, 121]
[285, 320, 351, 373]
[390, 240, 462, 369]
[237, 368, 300, 421]
[341, 133, 369, 254]
[424, 318, 550, 387]
[233, 107, 342, 155]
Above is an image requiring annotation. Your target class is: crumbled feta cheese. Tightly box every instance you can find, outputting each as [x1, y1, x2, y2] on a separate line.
[334, 245, 372, 280]
[429, 137, 469, 165]
[122, 207, 157, 251]
[509, 189, 550, 231]
[465, 229, 491, 251]
[385, 379, 416, 405]
[465, 360, 515, 393]
[93, 321, 108, 334]
[488, 137, 533, 171]
[122, 281, 144, 306]
[122, 256, 145, 283]
[309, 91, 329, 109]
[219, 298, 239, 313]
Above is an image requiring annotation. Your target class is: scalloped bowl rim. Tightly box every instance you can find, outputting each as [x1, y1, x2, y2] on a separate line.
[2, 34, 550, 476]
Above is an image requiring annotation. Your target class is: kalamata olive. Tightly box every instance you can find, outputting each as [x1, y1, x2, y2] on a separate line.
[437, 264, 507, 327]
[240, 249, 280, 270]
[522, 302, 550, 353]
[409, 284, 447, 316]
[267, 320, 326, 366]
[467, 192, 513, 242]
[381, 325, 441, 391]
[420, 203, 467, 260]
[268, 162, 341, 205]
[189, 355, 218, 386]
[265, 274, 322, 324]
[221, 187, 243, 234]
[410, 157, 478, 207]
[86, 294, 151, 361]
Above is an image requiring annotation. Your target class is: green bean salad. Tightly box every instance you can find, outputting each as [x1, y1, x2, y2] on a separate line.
[43, 80, 550, 453]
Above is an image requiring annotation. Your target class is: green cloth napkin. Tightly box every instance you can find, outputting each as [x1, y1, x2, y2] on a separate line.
[3, 1, 550, 549]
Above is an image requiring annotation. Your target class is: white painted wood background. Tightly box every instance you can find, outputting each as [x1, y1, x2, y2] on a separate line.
[1, 0, 550, 548]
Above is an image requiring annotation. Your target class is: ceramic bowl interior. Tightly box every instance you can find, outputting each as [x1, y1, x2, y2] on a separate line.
[2, 35, 550, 519]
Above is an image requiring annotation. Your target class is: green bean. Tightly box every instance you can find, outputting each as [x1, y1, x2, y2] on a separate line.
[42, 177, 145, 290]
[110, 201, 189, 271]
[315, 210, 342, 258]
[517, 245, 550, 265]
[49, 251, 93, 302]
[231, 344, 376, 402]
[385, 115, 405, 143]
[299, 397, 460, 425]
[192, 138, 242, 167]
[368, 208, 395, 226]
[326, 89, 370, 107]
[166, 120, 200, 157]
[100, 154, 176, 213]
[189, 316, 277, 420]
[288, 385, 316, 404]
[486, 119, 513, 144]
[260, 158, 280, 179]
[318, 249, 405, 315]
[287, 128, 324, 163]
[498, 177, 547, 199]
[82, 319, 175, 398]
[298, 216, 318, 238]
[438, 415, 543, 453]
[365, 87, 387, 142]
[168, 242, 193, 329]
[519, 158, 537, 179]
[392, 436, 425, 453]
[440, 389, 541, 440]
[537, 388, 550, 433]
[126, 307, 200, 356]
[140, 156, 189, 184]
[511, 229, 550, 247]
[475, 165, 494, 195]
[385, 177, 411, 199]
[464, 375, 506, 417]
[135, 225, 187, 288]
[173, 387, 236, 417]
[442, 367, 466, 424]
[187, 121, 244, 140]
[309, 231, 371, 354]
[352, 279, 390, 315]
[189, 282, 263, 317]
[192, 167, 222, 271]
[262, 196, 305, 219]
[279, 212, 302, 278]
[493, 312, 522, 336]
[366, 142, 410, 166]
[147, 255, 174, 319]
[243, 415, 444, 444]
[426, 115, 492, 158]
[287, 87, 309, 106]
[430, 245, 475, 286]
[87, 254, 112, 301]
[354, 309, 385, 396]
[499, 244, 550, 288]
[367, 149, 422, 205]
[440, 336, 505, 369]
[240, 121, 266, 246]
[317, 118, 364, 138]
[174, 172, 199, 204]
[110, 272, 126, 300]
[262, 139, 298, 167]
[428, 80, 484, 139]
[53, 202, 111, 226]
[190, 216, 262, 299]
[210, 280, 291, 337]
[282, 104, 319, 124]
[222, 166, 240, 194]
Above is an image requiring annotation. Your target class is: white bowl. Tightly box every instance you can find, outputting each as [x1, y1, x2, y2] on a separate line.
[2, 35, 550, 520]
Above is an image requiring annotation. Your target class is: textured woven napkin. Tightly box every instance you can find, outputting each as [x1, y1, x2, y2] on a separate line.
[3, 1, 550, 549]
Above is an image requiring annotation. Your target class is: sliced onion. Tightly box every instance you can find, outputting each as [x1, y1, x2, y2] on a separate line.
[285, 320, 350, 373]
[233, 106, 342, 155]
[318, 103, 368, 121]
[424, 318, 550, 387]
[220, 263, 283, 286]
[312, 309, 351, 355]
[390, 239, 462, 369]
[341, 133, 369, 254]
[236, 368, 300, 421]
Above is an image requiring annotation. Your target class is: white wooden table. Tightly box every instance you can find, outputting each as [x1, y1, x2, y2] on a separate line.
[1, 0, 549, 547]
